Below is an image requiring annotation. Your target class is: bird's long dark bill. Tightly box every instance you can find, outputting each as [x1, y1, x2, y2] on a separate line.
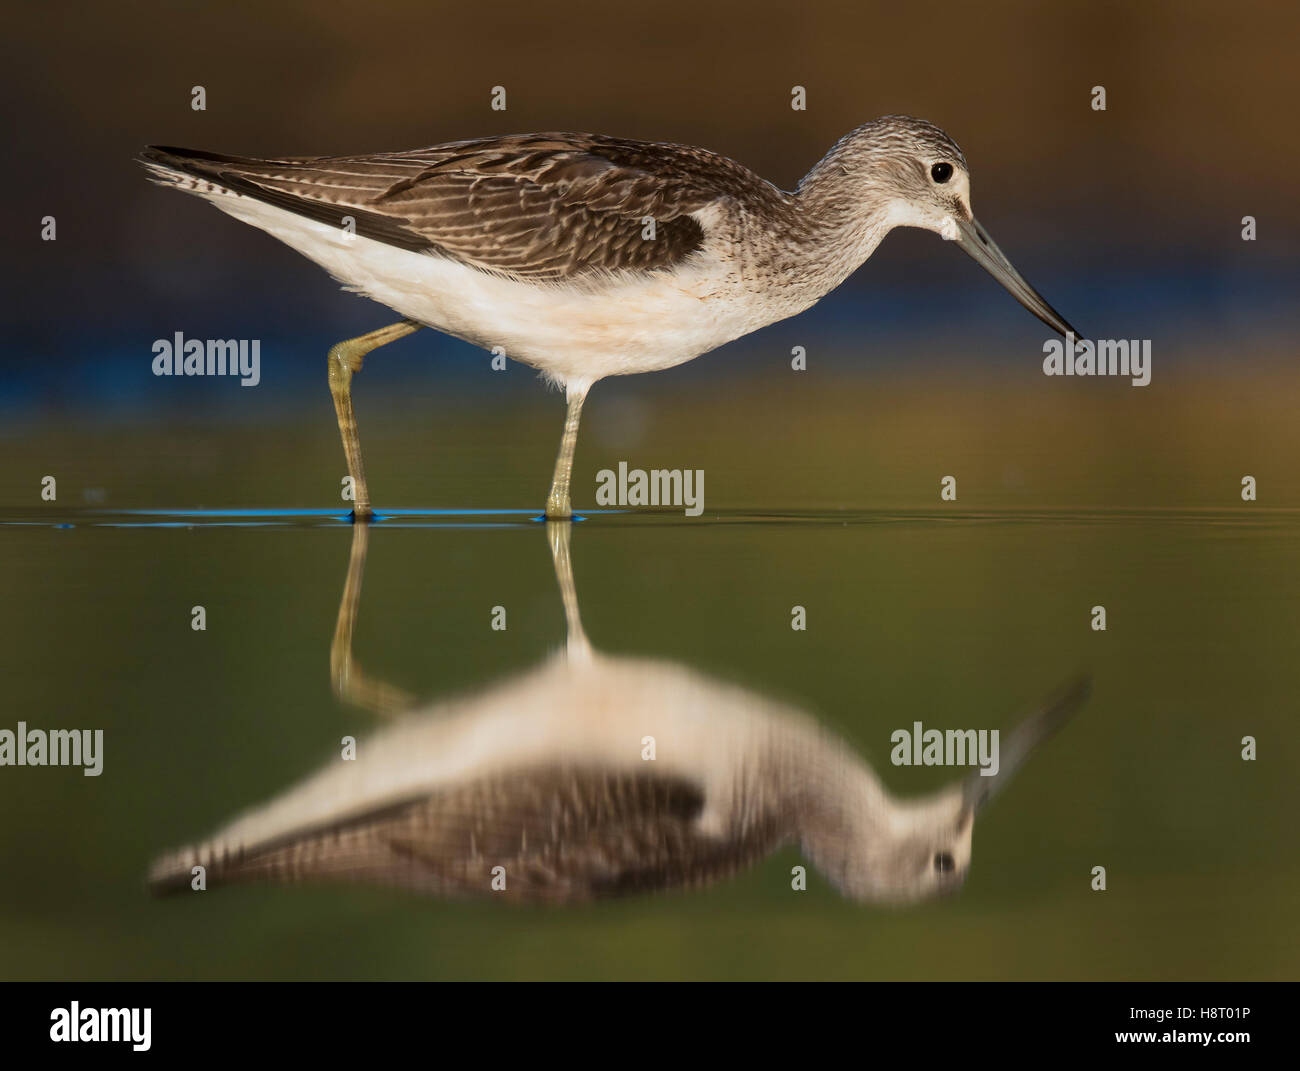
[956, 218, 1080, 339]
[962, 674, 1092, 814]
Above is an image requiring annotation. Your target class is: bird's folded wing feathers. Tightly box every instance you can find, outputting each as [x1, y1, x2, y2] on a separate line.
[140, 134, 753, 280]
[149, 765, 790, 903]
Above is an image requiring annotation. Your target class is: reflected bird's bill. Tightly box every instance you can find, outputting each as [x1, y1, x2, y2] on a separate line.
[955, 218, 1081, 340]
[962, 673, 1092, 814]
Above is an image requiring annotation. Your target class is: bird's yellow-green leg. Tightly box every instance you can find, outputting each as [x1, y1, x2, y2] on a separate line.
[546, 386, 589, 519]
[327, 320, 421, 521]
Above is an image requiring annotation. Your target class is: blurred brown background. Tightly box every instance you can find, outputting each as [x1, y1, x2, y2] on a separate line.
[3, 0, 1296, 374]
[1, 0, 1297, 509]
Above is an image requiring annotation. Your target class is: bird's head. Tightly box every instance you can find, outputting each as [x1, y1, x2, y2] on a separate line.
[833, 115, 1080, 339]
[802, 787, 974, 904]
[803, 674, 1091, 905]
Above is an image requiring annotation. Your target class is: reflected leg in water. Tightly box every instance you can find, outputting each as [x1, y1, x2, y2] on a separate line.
[329, 523, 413, 715]
[547, 520, 591, 660]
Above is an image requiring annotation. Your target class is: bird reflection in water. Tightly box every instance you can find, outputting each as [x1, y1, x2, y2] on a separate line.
[149, 524, 1089, 905]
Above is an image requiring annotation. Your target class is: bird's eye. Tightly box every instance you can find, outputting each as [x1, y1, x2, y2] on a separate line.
[933, 852, 955, 873]
[930, 162, 953, 184]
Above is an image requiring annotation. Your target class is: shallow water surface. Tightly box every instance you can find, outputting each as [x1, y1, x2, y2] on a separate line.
[2, 501, 1296, 980]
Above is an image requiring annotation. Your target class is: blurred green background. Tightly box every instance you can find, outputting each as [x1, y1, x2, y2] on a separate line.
[1, 390, 1297, 980]
[1, 0, 1298, 980]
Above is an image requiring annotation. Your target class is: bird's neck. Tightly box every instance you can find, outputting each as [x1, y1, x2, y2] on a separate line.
[777, 738, 890, 840]
[781, 153, 898, 296]
[794, 759, 895, 894]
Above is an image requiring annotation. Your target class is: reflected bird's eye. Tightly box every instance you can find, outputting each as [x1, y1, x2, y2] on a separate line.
[930, 162, 953, 184]
[933, 851, 955, 873]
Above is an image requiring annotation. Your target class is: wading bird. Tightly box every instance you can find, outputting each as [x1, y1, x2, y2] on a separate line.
[142, 116, 1078, 519]
[148, 523, 1090, 904]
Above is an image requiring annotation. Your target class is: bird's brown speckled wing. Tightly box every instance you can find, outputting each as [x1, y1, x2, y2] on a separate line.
[149, 765, 792, 903]
[140, 133, 775, 279]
